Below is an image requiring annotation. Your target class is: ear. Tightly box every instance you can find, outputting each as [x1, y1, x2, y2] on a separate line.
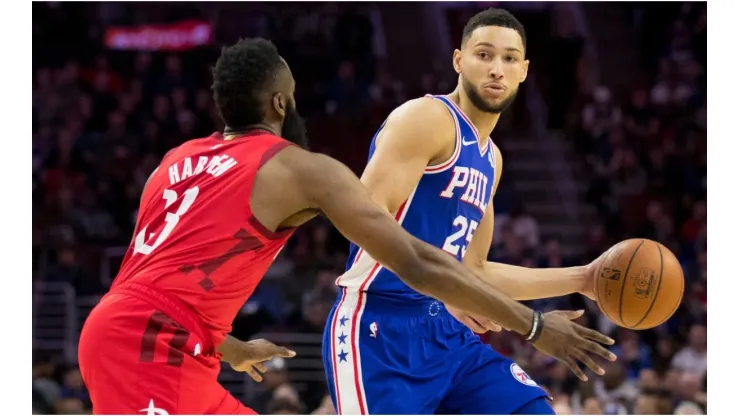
[272, 93, 286, 118]
[452, 49, 463, 74]
[520, 59, 530, 83]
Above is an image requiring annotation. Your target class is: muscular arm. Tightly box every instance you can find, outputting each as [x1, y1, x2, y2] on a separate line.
[252, 143, 536, 335]
[463, 145, 589, 300]
[359, 97, 454, 213]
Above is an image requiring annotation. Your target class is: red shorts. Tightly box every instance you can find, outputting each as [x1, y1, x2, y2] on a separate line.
[78, 283, 256, 415]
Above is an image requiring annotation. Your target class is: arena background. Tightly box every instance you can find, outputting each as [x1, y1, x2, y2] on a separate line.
[31, 2, 706, 414]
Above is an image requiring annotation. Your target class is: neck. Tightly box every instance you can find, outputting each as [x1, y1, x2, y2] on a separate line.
[449, 87, 501, 141]
[223, 123, 278, 140]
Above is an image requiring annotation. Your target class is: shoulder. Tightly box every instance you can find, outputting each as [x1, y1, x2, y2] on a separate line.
[386, 96, 455, 130]
[258, 145, 339, 183]
[376, 96, 457, 153]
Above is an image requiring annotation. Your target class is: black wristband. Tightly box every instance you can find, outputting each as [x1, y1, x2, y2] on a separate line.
[525, 311, 545, 343]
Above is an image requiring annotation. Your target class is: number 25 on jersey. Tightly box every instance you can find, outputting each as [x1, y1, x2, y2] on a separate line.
[442, 215, 478, 258]
[134, 186, 200, 255]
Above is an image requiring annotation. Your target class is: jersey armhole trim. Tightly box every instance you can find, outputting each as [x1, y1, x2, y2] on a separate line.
[424, 96, 462, 174]
[259, 140, 295, 168]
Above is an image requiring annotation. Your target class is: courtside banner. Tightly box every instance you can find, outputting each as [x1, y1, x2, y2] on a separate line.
[104, 20, 212, 51]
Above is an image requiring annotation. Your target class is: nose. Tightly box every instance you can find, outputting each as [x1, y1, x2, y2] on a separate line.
[489, 57, 504, 79]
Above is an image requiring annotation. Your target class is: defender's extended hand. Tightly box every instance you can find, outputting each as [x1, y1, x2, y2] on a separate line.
[532, 310, 617, 381]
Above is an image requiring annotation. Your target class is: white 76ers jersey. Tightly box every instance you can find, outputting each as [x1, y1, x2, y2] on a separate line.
[336, 95, 497, 302]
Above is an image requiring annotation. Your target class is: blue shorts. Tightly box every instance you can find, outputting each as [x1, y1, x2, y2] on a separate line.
[322, 290, 551, 414]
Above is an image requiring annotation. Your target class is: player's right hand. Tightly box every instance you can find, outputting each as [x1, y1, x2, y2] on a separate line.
[532, 310, 617, 381]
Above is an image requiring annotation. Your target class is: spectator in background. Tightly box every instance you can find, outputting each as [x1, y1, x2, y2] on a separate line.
[674, 401, 705, 415]
[611, 149, 648, 199]
[54, 398, 87, 415]
[611, 329, 653, 380]
[633, 391, 661, 414]
[676, 372, 703, 405]
[593, 361, 636, 414]
[251, 357, 295, 414]
[290, 292, 334, 334]
[581, 85, 622, 143]
[33, 351, 60, 415]
[538, 237, 578, 268]
[59, 368, 90, 407]
[624, 88, 660, 142]
[581, 396, 603, 415]
[653, 335, 677, 375]
[506, 201, 541, 250]
[671, 324, 707, 375]
[551, 394, 574, 414]
[681, 201, 706, 251]
[638, 369, 661, 392]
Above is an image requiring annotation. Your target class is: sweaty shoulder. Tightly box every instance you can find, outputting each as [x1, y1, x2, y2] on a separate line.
[376, 97, 457, 164]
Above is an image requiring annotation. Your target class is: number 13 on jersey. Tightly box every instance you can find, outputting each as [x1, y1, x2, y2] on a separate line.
[442, 215, 478, 258]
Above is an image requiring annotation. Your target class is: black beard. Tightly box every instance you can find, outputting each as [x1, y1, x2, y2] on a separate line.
[462, 77, 518, 114]
[281, 103, 309, 149]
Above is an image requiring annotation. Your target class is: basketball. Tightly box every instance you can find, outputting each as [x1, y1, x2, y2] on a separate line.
[594, 239, 685, 330]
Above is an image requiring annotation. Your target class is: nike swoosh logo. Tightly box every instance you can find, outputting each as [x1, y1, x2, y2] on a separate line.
[461, 137, 477, 146]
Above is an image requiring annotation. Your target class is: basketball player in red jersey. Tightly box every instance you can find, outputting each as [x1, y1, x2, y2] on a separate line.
[78, 38, 615, 415]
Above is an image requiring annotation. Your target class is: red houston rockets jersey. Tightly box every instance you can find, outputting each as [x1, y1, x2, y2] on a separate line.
[112, 131, 296, 346]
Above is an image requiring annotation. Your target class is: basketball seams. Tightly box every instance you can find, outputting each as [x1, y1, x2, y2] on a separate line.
[618, 239, 645, 326]
[654, 254, 685, 327]
[631, 242, 664, 329]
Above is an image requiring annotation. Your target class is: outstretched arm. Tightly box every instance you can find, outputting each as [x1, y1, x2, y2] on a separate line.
[279, 146, 534, 334]
[252, 141, 615, 380]
[464, 144, 594, 300]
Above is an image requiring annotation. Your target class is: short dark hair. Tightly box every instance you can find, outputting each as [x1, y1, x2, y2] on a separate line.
[211, 38, 285, 127]
[462, 8, 527, 53]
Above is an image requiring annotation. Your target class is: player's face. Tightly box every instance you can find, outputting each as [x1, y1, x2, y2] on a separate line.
[453, 26, 529, 114]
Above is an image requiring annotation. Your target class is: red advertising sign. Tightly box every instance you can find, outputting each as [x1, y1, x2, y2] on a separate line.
[105, 20, 212, 51]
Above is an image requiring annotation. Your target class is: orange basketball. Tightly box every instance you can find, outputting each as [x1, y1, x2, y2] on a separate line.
[593, 239, 685, 330]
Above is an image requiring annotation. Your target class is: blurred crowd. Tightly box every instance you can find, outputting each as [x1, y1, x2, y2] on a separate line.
[32, 2, 705, 415]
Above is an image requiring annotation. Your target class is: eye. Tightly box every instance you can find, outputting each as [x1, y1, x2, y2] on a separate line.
[505, 56, 518, 63]
[477, 51, 490, 60]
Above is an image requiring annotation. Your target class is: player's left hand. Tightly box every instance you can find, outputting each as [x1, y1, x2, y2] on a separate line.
[582, 252, 610, 301]
[446, 304, 503, 333]
[225, 339, 296, 382]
